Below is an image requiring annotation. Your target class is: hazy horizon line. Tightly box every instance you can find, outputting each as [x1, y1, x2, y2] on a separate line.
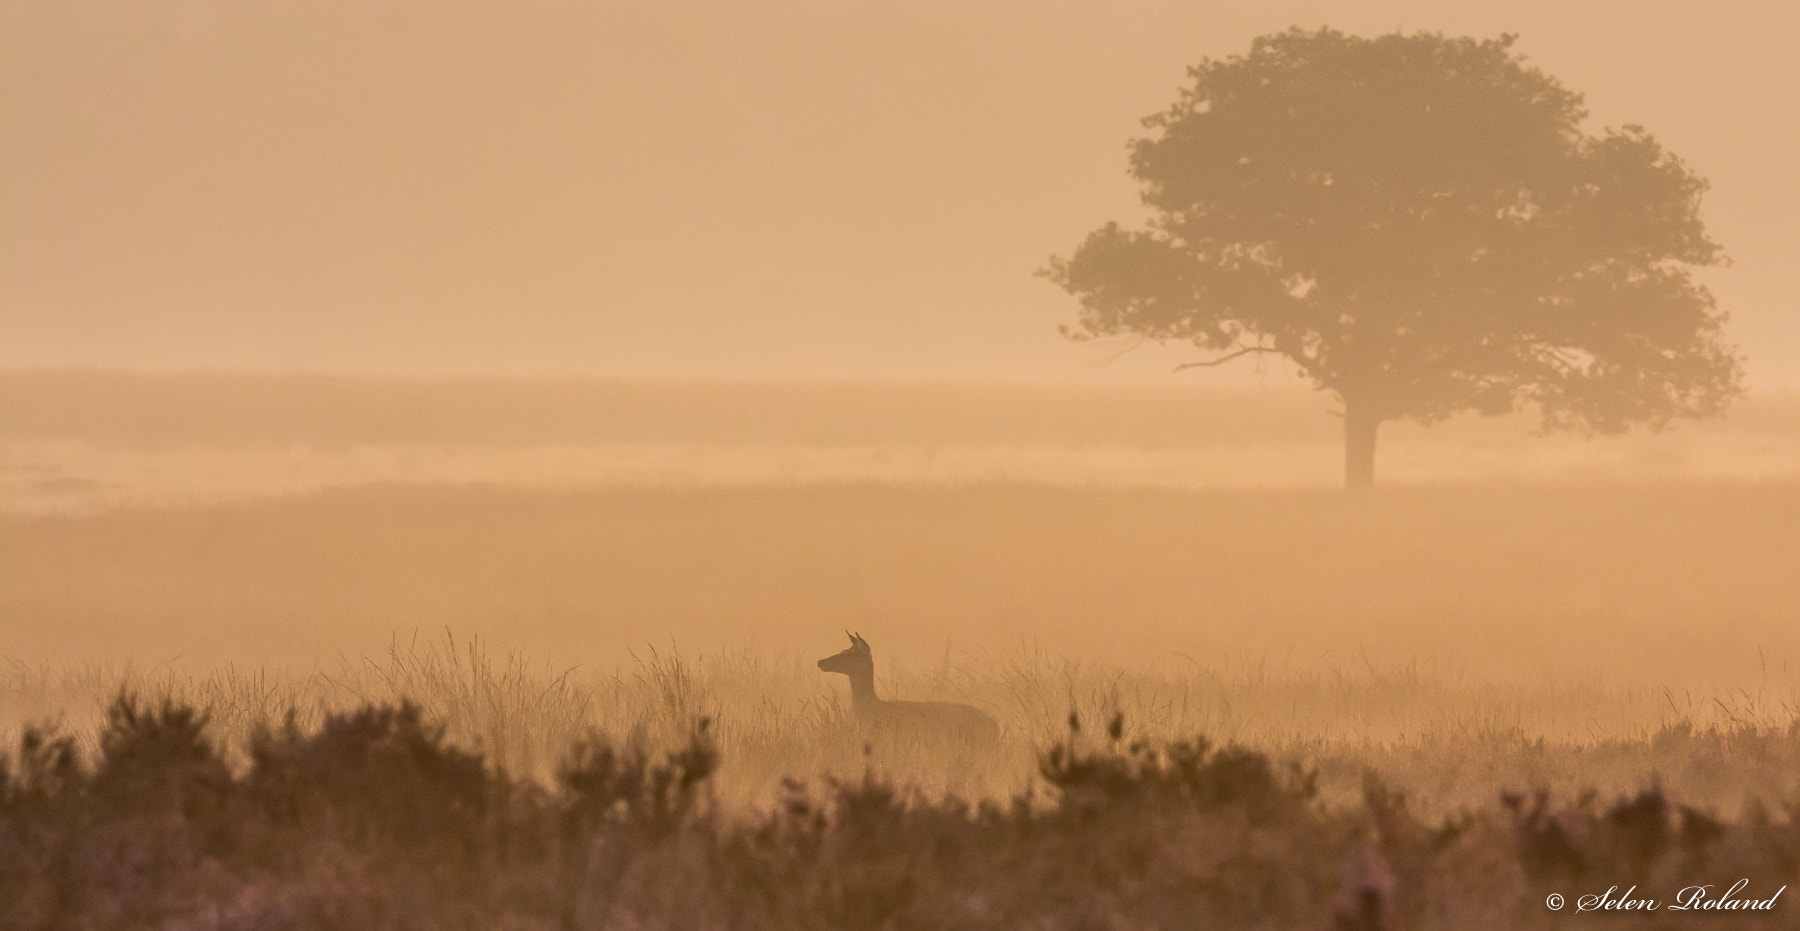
[7, 365, 1799, 397]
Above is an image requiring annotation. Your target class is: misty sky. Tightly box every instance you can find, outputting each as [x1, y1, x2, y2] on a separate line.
[3, 1, 1797, 387]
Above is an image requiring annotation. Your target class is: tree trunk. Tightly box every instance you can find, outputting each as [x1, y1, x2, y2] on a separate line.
[1344, 402, 1379, 489]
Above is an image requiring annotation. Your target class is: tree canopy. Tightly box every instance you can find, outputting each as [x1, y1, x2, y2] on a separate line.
[1042, 28, 1743, 486]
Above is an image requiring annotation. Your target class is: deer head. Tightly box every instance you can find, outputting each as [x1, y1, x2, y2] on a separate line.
[817, 630, 874, 677]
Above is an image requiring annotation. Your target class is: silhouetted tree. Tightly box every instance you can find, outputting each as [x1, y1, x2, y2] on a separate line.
[1043, 28, 1742, 487]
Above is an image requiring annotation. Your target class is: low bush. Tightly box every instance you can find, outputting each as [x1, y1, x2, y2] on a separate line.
[2, 695, 1796, 930]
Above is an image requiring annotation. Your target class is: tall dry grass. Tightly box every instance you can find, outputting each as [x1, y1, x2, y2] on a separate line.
[7, 633, 1798, 819]
[5, 374, 1800, 832]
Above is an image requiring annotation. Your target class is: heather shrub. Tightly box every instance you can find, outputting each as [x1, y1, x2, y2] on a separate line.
[0, 695, 242, 930]
[246, 702, 493, 858]
[557, 720, 720, 929]
[3, 696, 1800, 930]
[0, 725, 86, 929]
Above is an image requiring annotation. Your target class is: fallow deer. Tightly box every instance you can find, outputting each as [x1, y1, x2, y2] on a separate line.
[817, 631, 999, 742]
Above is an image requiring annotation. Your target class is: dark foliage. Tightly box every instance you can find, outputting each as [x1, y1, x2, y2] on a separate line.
[2, 698, 1798, 929]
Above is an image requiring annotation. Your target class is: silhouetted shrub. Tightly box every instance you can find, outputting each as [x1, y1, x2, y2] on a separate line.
[0, 696, 246, 930]
[4, 699, 1800, 930]
[557, 719, 720, 928]
[0, 725, 87, 930]
[1040, 712, 1318, 822]
[559, 717, 717, 841]
[248, 702, 492, 857]
[92, 694, 233, 819]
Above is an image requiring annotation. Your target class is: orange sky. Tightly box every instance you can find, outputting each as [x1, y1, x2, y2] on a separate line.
[3, 1, 1796, 386]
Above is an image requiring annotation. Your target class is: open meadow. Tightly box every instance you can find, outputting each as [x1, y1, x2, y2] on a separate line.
[5, 374, 1800, 927]
[6, 477, 1800, 813]
[5, 374, 1800, 805]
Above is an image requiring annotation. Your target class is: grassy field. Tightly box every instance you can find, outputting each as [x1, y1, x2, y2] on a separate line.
[5, 478, 1797, 673]
[4, 373, 1800, 925]
[5, 480, 1800, 818]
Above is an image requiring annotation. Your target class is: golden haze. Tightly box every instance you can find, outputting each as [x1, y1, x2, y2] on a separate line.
[3, 0, 1800, 852]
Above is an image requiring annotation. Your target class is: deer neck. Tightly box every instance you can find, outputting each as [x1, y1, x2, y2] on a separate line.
[847, 667, 882, 716]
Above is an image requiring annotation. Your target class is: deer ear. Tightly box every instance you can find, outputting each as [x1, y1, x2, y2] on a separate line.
[853, 631, 867, 648]
[845, 630, 856, 646]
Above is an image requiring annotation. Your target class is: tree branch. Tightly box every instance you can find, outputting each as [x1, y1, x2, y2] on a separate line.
[1173, 345, 1285, 372]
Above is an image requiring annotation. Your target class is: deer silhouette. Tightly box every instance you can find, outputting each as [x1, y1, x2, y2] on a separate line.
[817, 631, 999, 742]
